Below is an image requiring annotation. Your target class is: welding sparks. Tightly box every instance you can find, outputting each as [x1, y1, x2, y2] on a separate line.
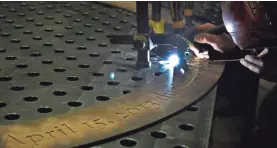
[159, 54, 180, 68]
[110, 72, 115, 80]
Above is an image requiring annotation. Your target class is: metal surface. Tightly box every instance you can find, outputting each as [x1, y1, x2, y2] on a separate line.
[0, 2, 223, 148]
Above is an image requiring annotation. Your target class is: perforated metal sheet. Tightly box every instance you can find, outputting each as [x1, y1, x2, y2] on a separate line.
[0, 2, 223, 148]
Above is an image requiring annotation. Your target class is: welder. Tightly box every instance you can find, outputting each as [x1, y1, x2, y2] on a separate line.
[190, 2, 277, 148]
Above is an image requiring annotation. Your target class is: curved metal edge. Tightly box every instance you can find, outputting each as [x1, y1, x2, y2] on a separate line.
[0, 61, 223, 148]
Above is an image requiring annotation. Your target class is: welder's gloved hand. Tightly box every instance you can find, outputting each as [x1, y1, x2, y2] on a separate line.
[189, 23, 236, 59]
[240, 48, 277, 82]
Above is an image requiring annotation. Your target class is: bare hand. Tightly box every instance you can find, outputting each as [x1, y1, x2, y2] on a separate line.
[240, 48, 277, 82]
[189, 23, 236, 59]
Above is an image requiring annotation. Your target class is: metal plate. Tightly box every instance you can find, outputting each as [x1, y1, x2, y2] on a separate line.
[0, 2, 223, 148]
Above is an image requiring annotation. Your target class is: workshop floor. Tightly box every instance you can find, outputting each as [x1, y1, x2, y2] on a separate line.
[210, 80, 276, 148]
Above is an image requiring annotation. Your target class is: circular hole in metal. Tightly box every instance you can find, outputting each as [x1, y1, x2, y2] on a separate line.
[154, 72, 163, 76]
[125, 57, 135, 61]
[78, 64, 90, 68]
[83, 12, 89, 16]
[111, 50, 121, 54]
[1, 4, 8, 8]
[92, 72, 104, 77]
[98, 43, 108, 47]
[43, 42, 53, 46]
[55, 20, 63, 24]
[5, 19, 14, 24]
[53, 90, 67, 96]
[107, 81, 119, 86]
[120, 138, 137, 147]
[10, 39, 20, 43]
[68, 101, 82, 107]
[84, 23, 92, 27]
[173, 145, 188, 148]
[116, 68, 127, 73]
[1, 32, 10, 37]
[186, 106, 198, 112]
[33, 36, 42, 40]
[102, 21, 110, 25]
[44, 28, 53, 32]
[23, 96, 38, 102]
[65, 25, 73, 29]
[121, 19, 128, 23]
[28, 6, 36, 11]
[39, 81, 53, 86]
[4, 113, 20, 120]
[5, 56, 17, 60]
[0, 14, 6, 19]
[26, 17, 35, 21]
[75, 31, 84, 35]
[95, 28, 103, 32]
[54, 49, 64, 53]
[17, 13, 26, 17]
[20, 2, 28, 6]
[66, 56, 77, 60]
[0, 76, 13, 81]
[37, 11, 44, 15]
[87, 36, 95, 41]
[35, 22, 43, 26]
[81, 86, 93, 91]
[150, 131, 167, 139]
[27, 72, 40, 77]
[131, 76, 143, 81]
[30, 52, 41, 57]
[123, 90, 131, 95]
[92, 16, 100, 20]
[114, 26, 121, 30]
[53, 67, 66, 72]
[102, 60, 112, 64]
[89, 53, 100, 57]
[179, 124, 195, 131]
[20, 45, 30, 50]
[74, 18, 82, 22]
[14, 24, 23, 29]
[110, 14, 116, 18]
[67, 76, 79, 81]
[0, 101, 7, 108]
[0, 48, 6, 53]
[16, 64, 28, 68]
[11, 85, 24, 91]
[99, 11, 106, 15]
[37, 107, 53, 113]
[96, 96, 110, 101]
[41, 60, 53, 64]
[77, 46, 87, 50]
[64, 13, 72, 17]
[65, 40, 75, 44]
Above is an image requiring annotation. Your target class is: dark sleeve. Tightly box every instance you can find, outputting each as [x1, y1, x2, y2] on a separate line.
[261, 2, 277, 35]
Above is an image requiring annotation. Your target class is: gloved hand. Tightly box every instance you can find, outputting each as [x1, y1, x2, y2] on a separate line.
[240, 48, 277, 82]
[189, 23, 236, 59]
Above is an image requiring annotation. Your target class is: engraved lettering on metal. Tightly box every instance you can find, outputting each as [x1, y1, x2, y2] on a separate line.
[0, 2, 223, 148]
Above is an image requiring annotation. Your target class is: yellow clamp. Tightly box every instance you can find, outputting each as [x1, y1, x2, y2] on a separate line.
[134, 34, 147, 42]
[149, 20, 165, 34]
